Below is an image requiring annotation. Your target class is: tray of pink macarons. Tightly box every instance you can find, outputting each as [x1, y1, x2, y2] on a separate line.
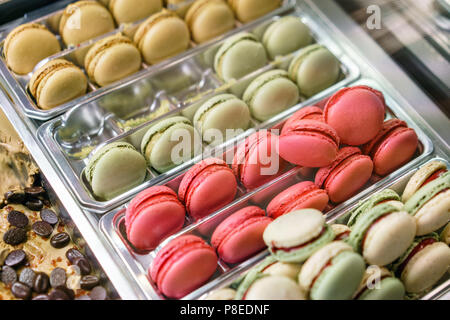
[98, 78, 450, 300]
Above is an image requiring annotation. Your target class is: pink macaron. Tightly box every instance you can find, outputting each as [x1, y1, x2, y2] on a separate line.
[232, 131, 287, 190]
[266, 181, 329, 219]
[324, 85, 386, 146]
[362, 119, 418, 176]
[150, 235, 218, 299]
[279, 119, 340, 167]
[281, 106, 324, 135]
[125, 186, 186, 251]
[315, 147, 373, 203]
[178, 158, 237, 221]
[211, 206, 272, 264]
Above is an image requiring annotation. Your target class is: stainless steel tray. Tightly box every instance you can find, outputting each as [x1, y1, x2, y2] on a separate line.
[98, 77, 436, 300]
[37, 7, 361, 214]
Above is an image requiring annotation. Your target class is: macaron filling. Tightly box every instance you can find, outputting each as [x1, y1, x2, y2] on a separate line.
[270, 225, 328, 254]
[395, 237, 437, 277]
[421, 168, 447, 187]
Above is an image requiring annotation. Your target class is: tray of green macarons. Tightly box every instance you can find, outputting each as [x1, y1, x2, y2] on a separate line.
[96, 78, 440, 300]
[36, 3, 362, 213]
[0, 0, 311, 120]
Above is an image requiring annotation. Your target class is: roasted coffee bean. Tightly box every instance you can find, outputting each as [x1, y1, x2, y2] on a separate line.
[1, 266, 17, 285]
[73, 257, 91, 275]
[32, 294, 50, 300]
[50, 232, 70, 249]
[50, 268, 66, 288]
[80, 275, 100, 290]
[65, 248, 84, 264]
[33, 272, 50, 293]
[75, 295, 91, 300]
[32, 221, 53, 238]
[11, 282, 31, 299]
[7, 211, 29, 228]
[49, 288, 69, 300]
[40, 209, 58, 226]
[56, 285, 74, 300]
[3, 227, 27, 245]
[25, 199, 43, 211]
[89, 286, 107, 300]
[18, 268, 36, 288]
[5, 250, 26, 268]
[24, 187, 45, 198]
[4, 191, 26, 204]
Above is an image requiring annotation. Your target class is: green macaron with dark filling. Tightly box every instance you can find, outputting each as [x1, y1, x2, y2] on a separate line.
[353, 266, 405, 300]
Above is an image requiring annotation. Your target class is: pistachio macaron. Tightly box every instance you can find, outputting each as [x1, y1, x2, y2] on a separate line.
[353, 266, 405, 300]
[185, 0, 235, 44]
[140, 116, 201, 173]
[84, 34, 142, 87]
[193, 93, 250, 145]
[29, 59, 88, 110]
[288, 44, 340, 98]
[134, 9, 190, 65]
[85, 141, 147, 200]
[262, 16, 312, 59]
[214, 32, 268, 82]
[243, 69, 299, 121]
[109, 0, 163, 24]
[4, 23, 61, 75]
[228, 0, 281, 23]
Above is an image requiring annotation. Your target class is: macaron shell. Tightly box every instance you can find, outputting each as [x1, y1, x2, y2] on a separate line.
[414, 189, 450, 236]
[205, 288, 236, 300]
[109, 0, 162, 24]
[402, 161, 447, 202]
[229, 0, 281, 23]
[281, 106, 324, 135]
[357, 277, 405, 300]
[244, 275, 305, 300]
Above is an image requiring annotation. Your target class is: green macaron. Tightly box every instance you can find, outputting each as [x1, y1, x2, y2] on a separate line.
[140, 116, 201, 173]
[85, 141, 147, 200]
[243, 69, 299, 121]
[288, 44, 340, 98]
[353, 267, 405, 300]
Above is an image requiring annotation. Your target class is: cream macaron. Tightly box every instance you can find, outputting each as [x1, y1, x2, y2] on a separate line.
[4, 23, 61, 75]
[441, 223, 450, 245]
[204, 288, 236, 300]
[228, 0, 281, 23]
[109, 0, 163, 24]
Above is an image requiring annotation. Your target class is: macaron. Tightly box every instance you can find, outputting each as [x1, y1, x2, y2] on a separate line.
[205, 288, 236, 300]
[4, 23, 61, 75]
[391, 234, 450, 294]
[243, 69, 300, 122]
[178, 158, 237, 221]
[232, 131, 286, 190]
[150, 235, 218, 299]
[125, 186, 186, 251]
[165, 0, 193, 17]
[84, 34, 142, 87]
[288, 44, 340, 98]
[298, 241, 365, 300]
[262, 16, 312, 59]
[281, 106, 324, 134]
[214, 32, 268, 82]
[266, 181, 329, 219]
[403, 171, 450, 236]
[315, 147, 374, 204]
[185, 0, 235, 44]
[263, 209, 335, 263]
[29, 59, 88, 110]
[324, 85, 386, 146]
[353, 266, 405, 300]
[347, 203, 416, 266]
[193, 94, 250, 145]
[133, 9, 190, 65]
[279, 119, 340, 168]
[85, 141, 147, 200]
[211, 206, 272, 264]
[362, 119, 418, 176]
[441, 223, 450, 245]
[108, 0, 162, 24]
[331, 224, 351, 241]
[227, 0, 281, 23]
[257, 256, 302, 280]
[140, 116, 201, 173]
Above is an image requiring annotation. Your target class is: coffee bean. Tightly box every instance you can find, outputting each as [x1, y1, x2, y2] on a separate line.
[24, 187, 45, 198]
[49, 288, 69, 300]
[32, 221, 53, 238]
[0, 249, 10, 266]
[89, 286, 107, 300]
[50, 232, 70, 249]
[1, 266, 17, 285]
[55, 285, 74, 300]
[33, 272, 50, 293]
[40, 209, 58, 226]
[11, 282, 31, 299]
[75, 295, 91, 300]
[5, 250, 26, 268]
[7, 211, 29, 228]
[32, 294, 50, 300]
[50, 268, 66, 288]
[65, 248, 84, 264]
[25, 199, 43, 211]
[3, 228, 27, 245]
[73, 257, 91, 275]
[4, 191, 25, 204]
[19, 268, 36, 288]
[80, 275, 99, 290]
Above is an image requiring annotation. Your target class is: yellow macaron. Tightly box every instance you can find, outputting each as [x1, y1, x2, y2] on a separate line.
[109, 0, 163, 24]
[228, 0, 281, 23]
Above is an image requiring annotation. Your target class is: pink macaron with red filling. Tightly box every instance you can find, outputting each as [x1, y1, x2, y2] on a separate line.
[324, 85, 386, 146]
[315, 147, 373, 203]
[232, 131, 287, 190]
[125, 186, 186, 251]
[178, 158, 237, 221]
[282, 106, 324, 135]
[211, 206, 272, 264]
[266, 181, 329, 219]
[150, 235, 218, 299]
[362, 119, 418, 176]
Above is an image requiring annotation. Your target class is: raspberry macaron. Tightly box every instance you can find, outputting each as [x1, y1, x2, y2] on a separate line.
[281, 106, 324, 135]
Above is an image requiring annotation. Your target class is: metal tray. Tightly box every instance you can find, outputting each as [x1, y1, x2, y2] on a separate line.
[36, 8, 361, 214]
[98, 78, 436, 300]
